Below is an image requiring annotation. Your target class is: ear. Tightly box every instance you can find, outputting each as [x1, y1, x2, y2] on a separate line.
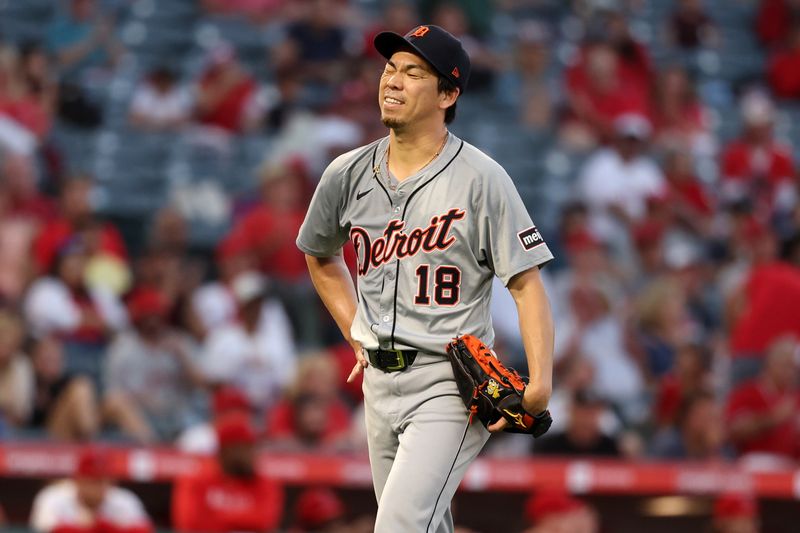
[439, 87, 460, 111]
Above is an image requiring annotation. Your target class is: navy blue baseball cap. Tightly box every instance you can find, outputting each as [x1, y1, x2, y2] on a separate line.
[374, 24, 471, 93]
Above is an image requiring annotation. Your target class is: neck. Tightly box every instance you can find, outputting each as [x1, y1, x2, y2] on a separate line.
[387, 125, 448, 180]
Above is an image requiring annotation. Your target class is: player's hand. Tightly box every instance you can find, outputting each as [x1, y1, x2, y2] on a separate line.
[488, 383, 551, 433]
[347, 344, 368, 383]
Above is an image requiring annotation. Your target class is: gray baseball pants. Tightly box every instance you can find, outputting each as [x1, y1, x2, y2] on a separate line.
[363, 352, 491, 533]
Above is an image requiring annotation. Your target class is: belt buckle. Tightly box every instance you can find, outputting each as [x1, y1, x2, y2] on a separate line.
[383, 349, 406, 372]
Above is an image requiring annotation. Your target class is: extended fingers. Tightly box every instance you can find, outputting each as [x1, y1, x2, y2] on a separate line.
[347, 354, 368, 383]
[346, 362, 363, 383]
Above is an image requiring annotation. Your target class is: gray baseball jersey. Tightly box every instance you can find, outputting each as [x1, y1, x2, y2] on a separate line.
[296, 132, 554, 355]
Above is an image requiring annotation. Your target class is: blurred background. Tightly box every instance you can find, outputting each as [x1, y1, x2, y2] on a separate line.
[0, 0, 799, 531]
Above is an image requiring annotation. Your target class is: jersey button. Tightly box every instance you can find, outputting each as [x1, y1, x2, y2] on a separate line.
[387, 271, 394, 280]
[394, 206, 400, 214]
[382, 315, 390, 322]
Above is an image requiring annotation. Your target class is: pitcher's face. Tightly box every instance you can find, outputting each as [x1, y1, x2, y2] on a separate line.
[379, 51, 443, 131]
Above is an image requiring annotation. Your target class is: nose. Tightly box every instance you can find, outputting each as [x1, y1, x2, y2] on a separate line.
[385, 70, 402, 90]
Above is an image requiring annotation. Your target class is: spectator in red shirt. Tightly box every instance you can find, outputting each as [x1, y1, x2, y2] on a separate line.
[229, 158, 330, 345]
[653, 342, 712, 428]
[567, 9, 652, 126]
[719, 93, 797, 218]
[768, 24, 800, 99]
[288, 488, 346, 533]
[566, 42, 651, 143]
[231, 158, 310, 284]
[265, 351, 352, 450]
[711, 493, 760, 533]
[33, 178, 127, 275]
[757, 0, 800, 48]
[521, 490, 599, 533]
[0, 45, 52, 141]
[194, 44, 258, 134]
[652, 66, 715, 158]
[727, 254, 800, 382]
[605, 10, 652, 88]
[726, 336, 800, 463]
[18, 42, 58, 129]
[173, 413, 285, 532]
[661, 150, 715, 236]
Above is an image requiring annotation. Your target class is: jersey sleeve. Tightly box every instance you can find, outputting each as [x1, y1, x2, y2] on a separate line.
[296, 158, 349, 257]
[477, 170, 554, 286]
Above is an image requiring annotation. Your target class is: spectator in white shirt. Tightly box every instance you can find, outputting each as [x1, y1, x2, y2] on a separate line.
[129, 67, 191, 131]
[577, 114, 666, 259]
[23, 239, 127, 341]
[553, 279, 647, 424]
[191, 233, 256, 337]
[200, 271, 296, 412]
[29, 446, 153, 533]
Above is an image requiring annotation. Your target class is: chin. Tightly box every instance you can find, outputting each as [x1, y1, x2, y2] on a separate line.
[381, 116, 406, 130]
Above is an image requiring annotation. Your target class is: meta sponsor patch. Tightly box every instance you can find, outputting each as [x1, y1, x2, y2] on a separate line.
[517, 226, 545, 250]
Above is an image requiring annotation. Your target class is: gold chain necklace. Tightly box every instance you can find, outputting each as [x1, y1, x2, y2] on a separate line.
[381, 132, 448, 190]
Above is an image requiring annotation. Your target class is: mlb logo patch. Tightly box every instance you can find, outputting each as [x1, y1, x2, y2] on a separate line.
[517, 226, 545, 250]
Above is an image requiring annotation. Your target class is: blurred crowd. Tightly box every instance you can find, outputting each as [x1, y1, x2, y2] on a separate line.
[0, 0, 799, 528]
[13, 434, 763, 533]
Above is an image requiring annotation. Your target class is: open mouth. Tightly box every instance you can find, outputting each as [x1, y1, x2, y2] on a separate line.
[383, 96, 404, 106]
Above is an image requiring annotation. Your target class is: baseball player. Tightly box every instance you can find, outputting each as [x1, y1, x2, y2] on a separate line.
[297, 25, 555, 533]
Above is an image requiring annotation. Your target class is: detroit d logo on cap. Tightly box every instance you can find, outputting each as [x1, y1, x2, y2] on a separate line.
[410, 26, 430, 37]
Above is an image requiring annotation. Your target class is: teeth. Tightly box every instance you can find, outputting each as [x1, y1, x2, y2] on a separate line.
[385, 97, 402, 104]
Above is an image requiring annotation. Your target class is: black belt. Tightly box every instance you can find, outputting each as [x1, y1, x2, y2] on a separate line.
[367, 349, 418, 372]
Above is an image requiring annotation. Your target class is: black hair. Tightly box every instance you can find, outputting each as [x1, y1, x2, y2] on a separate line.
[437, 75, 458, 124]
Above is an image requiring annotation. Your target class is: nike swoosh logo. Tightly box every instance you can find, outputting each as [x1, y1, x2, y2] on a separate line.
[357, 188, 373, 200]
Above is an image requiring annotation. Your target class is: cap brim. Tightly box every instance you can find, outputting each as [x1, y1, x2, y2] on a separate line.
[374, 31, 439, 76]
